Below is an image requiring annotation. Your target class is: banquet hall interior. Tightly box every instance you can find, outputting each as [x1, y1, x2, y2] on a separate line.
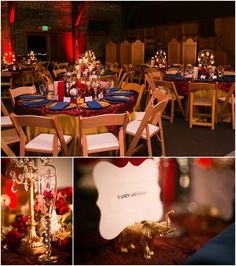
[1, 1, 235, 157]
[74, 157, 235, 265]
[1, 158, 73, 265]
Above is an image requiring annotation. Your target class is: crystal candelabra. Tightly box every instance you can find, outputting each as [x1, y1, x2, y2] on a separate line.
[8, 158, 55, 255]
[38, 161, 58, 263]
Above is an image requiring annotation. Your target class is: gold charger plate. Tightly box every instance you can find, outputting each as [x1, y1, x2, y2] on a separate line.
[46, 102, 77, 110]
[80, 100, 111, 109]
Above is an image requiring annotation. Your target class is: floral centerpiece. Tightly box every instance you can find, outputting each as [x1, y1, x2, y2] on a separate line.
[64, 50, 107, 99]
[2, 187, 72, 250]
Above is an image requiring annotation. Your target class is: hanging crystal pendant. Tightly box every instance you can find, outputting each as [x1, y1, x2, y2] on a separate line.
[11, 182, 17, 193]
[24, 181, 29, 191]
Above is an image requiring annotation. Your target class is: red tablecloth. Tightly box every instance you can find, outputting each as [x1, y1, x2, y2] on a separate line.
[165, 78, 234, 96]
[15, 96, 136, 117]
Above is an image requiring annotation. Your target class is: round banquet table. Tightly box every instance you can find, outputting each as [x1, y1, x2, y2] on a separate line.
[14, 96, 136, 156]
[164, 74, 234, 96]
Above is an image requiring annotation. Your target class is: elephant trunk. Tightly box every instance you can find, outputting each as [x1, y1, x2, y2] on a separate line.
[165, 210, 175, 228]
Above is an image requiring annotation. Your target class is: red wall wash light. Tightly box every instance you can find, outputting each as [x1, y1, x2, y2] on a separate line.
[74, 2, 86, 61]
[9, 2, 16, 23]
[64, 32, 74, 64]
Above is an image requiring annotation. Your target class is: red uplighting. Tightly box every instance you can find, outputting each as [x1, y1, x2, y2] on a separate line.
[9, 3, 16, 23]
[75, 2, 86, 26]
[64, 32, 74, 64]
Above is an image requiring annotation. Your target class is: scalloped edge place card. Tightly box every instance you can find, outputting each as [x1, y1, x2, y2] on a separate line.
[93, 159, 163, 240]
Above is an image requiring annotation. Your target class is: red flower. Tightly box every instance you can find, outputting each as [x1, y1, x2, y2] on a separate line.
[59, 205, 70, 215]
[43, 190, 55, 200]
[60, 187, 72, 202]
[34, 201, 41, 212]
[11, 215, 29, 234]
[3, 230, 22, 250]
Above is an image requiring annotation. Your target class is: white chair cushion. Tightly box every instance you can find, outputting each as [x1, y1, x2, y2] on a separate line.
[135, 111, 145, 121]
[218, 96, 232, 104]
[86, 132, 119, 151]
[25, 133, 72, 152]
[1, 116, 13, 127]
[126, 120, 160, 139]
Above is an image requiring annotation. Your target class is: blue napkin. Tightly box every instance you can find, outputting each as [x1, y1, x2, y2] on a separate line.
[20, 94, 46, 100]
[23, 99, 51, 107]
[104, 96, 129, 103]
[109, 91, 134, 96]
[216, 75, 235, 82]
[86, 100, 103, 109]
[102, 69, 116, 76]
[185, 223, 235, 265]
[48, 102, 70, 111]
[194, 79, 212, 82]
[166, 74, 188, 81]
[109, 87, 120, 93]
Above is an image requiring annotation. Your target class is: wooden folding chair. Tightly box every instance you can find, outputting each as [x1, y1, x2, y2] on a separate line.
[144, 73, 156, 103]
[135, 87, 169, 121]
[14, 70, 34, 87]
[79, 112, 129, 156]
[189, 82, 217, 130]
[1, 100, 20, 156]
[100, 74, 117, 88]
[1, 71, 13, 99]
[10, 113, 73, 156]
[121, 82, 145, 111]
[125, 98, 169, 156]
[9, 85, 37, 107]
[217, 83, 235, 129]
[154, 80, 185, 123]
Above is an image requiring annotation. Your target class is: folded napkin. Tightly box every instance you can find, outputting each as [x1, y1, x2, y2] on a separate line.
[185, 223, 235, 265]
[104, 96, 129, 103]
[86, 100, 103, 109]
[20, 94, 46, 100]
[48, 102, 70, 111]
[166, 74, 188, 80]
[194, 78, 212, 82]
[102, 69, 116, 76]
[109, 91, 134, 96]
[109, 87, 120, 93]
[23, 99, 51, 107]
[216, 76, 235, 82]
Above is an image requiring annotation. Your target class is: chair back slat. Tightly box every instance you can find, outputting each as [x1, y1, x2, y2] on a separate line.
[80, 112, 129, 129]
[9, 85, 37, 106]
[121, 82, 145, 111]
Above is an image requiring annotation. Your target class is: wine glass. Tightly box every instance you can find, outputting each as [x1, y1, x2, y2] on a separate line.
[39, 83, 48, 96]
[38, 165, 58, 263]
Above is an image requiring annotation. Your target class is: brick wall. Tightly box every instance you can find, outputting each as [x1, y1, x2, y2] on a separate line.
[1, 1, 122, 63]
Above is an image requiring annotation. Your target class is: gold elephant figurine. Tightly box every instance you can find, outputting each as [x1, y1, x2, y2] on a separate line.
[119, 210, 175, 259]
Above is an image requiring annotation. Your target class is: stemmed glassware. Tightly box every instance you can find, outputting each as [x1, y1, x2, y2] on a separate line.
[38, 165, 58, 263]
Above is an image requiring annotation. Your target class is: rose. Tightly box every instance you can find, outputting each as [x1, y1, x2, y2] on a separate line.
[58, 205, 70, 215]
[43, 190, 55, 200]
[3, 230, 22, 250]
[60, 187, 72, 202]
[11, 215, 29, 234]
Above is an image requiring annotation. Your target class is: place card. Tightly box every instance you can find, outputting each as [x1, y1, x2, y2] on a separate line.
[98, 92, 103, 99]
[93, 159, 163, 240]
[200, 75, 206, 79]
[63, 97, 71, 102]
[85, 96, 93, 102]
